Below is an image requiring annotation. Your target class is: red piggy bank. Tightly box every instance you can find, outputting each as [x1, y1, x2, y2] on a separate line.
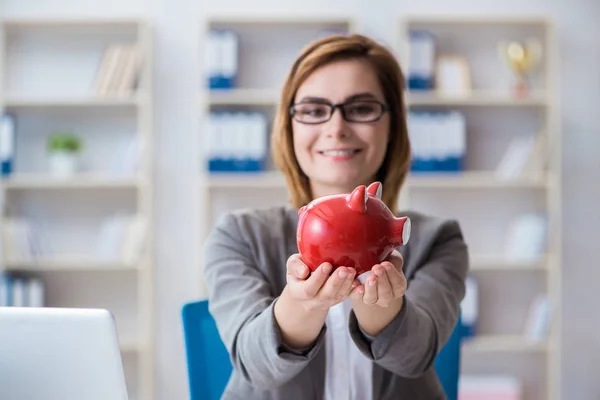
[296, 181, 411, 284]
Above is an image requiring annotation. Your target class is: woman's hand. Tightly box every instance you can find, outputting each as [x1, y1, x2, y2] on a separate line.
[286, 253, 358, 312]
[350, 249, 407, 307]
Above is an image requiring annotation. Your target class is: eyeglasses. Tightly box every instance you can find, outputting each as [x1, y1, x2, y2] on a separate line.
[289, 100, 389, 124]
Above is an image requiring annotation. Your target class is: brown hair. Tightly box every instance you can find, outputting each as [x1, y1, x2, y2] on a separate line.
[271, 33, 411, 212]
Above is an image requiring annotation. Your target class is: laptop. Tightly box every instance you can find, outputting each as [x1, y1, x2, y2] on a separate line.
[0, 307, 129, 400]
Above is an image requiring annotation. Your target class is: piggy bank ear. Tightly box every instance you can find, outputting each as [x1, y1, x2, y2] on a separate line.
[346, 185, 367, 213]
[298, 205, 307, 217]
[367, 182, 382, 200]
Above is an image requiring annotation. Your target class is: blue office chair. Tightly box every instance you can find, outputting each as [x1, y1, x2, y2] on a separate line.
[182, 300, 462, 400]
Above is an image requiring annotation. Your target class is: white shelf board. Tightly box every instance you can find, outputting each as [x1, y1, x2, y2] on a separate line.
[207, 88, 280, 106]
[462, 335, 549, 352]
[407, 171, 549, 189]
[206, 171, 285, 188]
[470, 254, 551, 271]
[4, 94, 146, 108]
[206, 15, 354, 26]
[4, 258, 138, 272]
[2, 18, 145, 29]
[407, 91, 548, 107]
[403, 16, 551, 26]
[1, 174, 142, 189]
[206, 89, 547, 107]
[204, 171, 549, 190]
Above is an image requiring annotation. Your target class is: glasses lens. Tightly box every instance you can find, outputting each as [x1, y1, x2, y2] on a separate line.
[343, 101, 383, 122]
[292, 103, 331, 123]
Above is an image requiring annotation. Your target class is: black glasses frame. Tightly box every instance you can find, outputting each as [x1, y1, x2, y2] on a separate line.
[289, 100, 389, 125]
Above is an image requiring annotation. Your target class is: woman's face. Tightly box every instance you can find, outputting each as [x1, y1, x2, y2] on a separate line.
[292, 58, 390, 198]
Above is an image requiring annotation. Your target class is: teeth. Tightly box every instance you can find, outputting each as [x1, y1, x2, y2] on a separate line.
[321, 149, 357, 156]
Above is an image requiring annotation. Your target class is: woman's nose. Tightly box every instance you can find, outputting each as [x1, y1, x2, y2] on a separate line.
[323, 107, 348, 138]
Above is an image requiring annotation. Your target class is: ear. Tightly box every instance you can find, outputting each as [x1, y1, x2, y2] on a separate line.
[366, 182, 382, 199]
[298, 205, 307, 217]
[346, 185, 367, 213]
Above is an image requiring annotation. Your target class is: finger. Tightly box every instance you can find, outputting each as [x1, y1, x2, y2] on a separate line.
[381, 261, 407, 297]
[293, 263, 310, 280]
[362, 274, 378, 305]
[373, 265, 393, 305]
[386, 250, 404, 270]
[300, 262, 332, 298]
[334, 267, 357, 300]
[286, 254, 304, 277]
[349, 283, 365, 301]
[319, 266, 351, 300]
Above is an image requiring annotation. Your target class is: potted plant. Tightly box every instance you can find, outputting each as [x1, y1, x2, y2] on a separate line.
[47, 132, 82, 178]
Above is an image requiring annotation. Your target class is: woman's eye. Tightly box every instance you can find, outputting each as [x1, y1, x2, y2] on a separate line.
[348, 103, 376, 115]
[299, 106, 327, 116]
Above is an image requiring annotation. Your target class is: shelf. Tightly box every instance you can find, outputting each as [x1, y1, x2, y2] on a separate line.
[207, 88, 280, 106]
[462, 335, 549, 352]
[1, 174, 143, 189]
[206, 171, 285, 188]
[403, 16, 551, 26]
[205, 89, 548, 108]
[2, 18, 145, 29]
[4, 94, 146, 108]
[470, 254, 551, 271]
[204, 171, 550, 190]
[4, 258, 138, 272]
[119, 337, 144, 353]
[407, 91, 548, 107]
[207, 15, 354, 27]
[407, 172, 550, 189]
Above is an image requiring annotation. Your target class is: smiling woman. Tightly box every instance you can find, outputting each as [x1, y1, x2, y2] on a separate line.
[203, 33, 469, 400]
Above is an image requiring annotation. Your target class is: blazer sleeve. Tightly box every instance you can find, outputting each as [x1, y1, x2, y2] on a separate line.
[202, 212, 327, 389]
[348, 218, 469, 378]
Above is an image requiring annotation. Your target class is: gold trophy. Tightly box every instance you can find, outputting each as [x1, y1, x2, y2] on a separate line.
[498, 39, 542, 97]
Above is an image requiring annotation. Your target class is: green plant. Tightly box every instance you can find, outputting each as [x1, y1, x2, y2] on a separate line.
[47, 132, 82, 153]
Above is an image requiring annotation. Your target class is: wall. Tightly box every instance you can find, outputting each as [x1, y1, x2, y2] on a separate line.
[1, 0, 598, 399]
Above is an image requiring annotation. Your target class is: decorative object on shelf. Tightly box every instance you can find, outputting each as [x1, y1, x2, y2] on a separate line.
[47, 132, 82, 178]
[523, 294, 552, 340]
[435, 56, 472, 97]
[460, 275, 478, 339]
[503, 213, 547, 262]
[206, 111, 267, 172]
[459, 375, 522, 400]
[495, 134, 547, 180]
[408, 30, 436, 90]
[497, 39, 543, 97]
[296, 182, 411, 284]
[0, 273, 45, 307]
[407, 110, 466, 173]
[93, 43, 144, 97]
[0, 113, 16, 178]
[206, 29, 239, 90]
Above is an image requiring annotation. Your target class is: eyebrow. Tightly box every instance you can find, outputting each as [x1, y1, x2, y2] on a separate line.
[297, 92, 379, 104]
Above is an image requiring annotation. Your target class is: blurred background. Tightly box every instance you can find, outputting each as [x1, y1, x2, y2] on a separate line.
[0, 0, 598, 399]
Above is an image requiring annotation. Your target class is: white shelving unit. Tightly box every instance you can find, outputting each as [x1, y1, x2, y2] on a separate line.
[199, 15, 359, 258]
[398, 16, 561, 400]
[199, 14, 560, 400]
[0, 18, 155, 400]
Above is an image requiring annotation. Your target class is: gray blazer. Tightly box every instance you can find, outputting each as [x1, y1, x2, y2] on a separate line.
[203, 205, 469, 400]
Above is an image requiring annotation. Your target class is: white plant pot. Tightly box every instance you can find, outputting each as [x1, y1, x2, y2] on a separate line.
[48, 151, 79, 178]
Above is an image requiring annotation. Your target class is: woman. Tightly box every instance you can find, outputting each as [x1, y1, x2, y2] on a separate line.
[203, 33, 469, 400]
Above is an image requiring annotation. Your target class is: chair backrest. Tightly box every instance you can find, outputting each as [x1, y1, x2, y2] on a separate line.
[181, 300, 461, 400]
[181, 301, 233, 400]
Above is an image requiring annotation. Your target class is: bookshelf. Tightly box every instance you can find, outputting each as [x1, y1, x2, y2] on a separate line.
[198, 14, 560, 400]
[0, 18, 155, 400]
[199, 15, 360, 258]
[398, 16, 560, 400]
